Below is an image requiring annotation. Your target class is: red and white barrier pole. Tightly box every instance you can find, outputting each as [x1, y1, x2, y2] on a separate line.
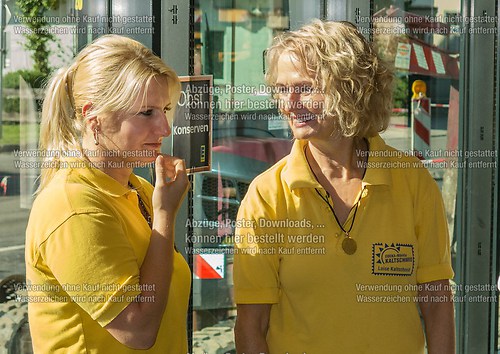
[411, 80, 431, 160]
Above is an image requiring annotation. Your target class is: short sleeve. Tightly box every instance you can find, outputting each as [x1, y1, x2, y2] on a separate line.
[233, 185, 281, 304]
[39, 211, 142, 327]
[414, 172, 454, 284]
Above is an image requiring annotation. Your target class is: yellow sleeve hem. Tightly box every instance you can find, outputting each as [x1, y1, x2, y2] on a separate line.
[417, 264, 454, 284]
[93, 275, 142, 327]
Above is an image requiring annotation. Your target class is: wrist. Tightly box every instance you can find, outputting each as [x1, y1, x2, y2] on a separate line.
[154, 207, 176, 217]
[153, 211, 175, 227]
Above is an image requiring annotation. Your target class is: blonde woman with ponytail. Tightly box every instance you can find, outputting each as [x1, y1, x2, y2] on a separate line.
[25, 35, 190, 353]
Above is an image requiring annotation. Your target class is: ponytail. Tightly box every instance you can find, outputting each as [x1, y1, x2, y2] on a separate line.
[37, 65, 83, 193]
[35, 34, 181, 193]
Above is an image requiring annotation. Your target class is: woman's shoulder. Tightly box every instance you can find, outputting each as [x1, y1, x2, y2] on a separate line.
[248, 155, 289, 195]
[33, 168, 114, 216]
[238, 155, 292, 220]
[27, 170, 104, 248]
[367, 135, 440, 196]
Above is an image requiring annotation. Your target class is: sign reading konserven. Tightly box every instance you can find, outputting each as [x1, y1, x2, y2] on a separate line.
[172, 75, 213, 174]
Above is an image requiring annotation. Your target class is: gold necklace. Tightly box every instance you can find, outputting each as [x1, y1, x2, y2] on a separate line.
[314, 188, 362, 255]
[305, 142, 367, 255]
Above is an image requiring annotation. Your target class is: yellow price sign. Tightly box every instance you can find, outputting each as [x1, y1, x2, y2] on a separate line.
[75, 0, 83, 11]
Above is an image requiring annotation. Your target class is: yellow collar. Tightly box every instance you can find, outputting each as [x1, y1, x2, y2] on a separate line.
[282, 135, 392, 191]
[62, 157, 144, 197]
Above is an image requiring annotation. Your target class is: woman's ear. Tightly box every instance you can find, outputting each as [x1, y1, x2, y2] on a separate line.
[82, 101, 92, 118]
[82, 102, 99, 131]
[82, 101, 92, 120]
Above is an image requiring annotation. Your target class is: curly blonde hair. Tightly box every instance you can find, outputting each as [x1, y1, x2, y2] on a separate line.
[266, 20, 394, 138]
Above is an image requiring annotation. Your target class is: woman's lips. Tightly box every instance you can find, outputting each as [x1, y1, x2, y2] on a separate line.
[144, 143, 162, 149]
[290, 112, 317, 125]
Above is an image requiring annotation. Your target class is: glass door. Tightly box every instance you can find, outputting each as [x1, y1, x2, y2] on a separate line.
[369, 0, 498, 353]
[189, 1, 292, 352]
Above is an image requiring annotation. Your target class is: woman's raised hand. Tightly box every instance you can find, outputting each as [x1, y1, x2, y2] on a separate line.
[152, 154, 190, 219]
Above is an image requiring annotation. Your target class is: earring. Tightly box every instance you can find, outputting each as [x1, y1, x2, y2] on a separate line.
[93, 128, 99, 146]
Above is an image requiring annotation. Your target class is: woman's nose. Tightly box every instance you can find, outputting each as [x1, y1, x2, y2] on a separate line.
[158, 114, 171, 137]
[279, 93, 304, 113]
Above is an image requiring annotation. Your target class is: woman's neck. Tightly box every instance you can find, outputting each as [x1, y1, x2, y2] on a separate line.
[83, 147, 132, 188]
[306, 137, 367, 181]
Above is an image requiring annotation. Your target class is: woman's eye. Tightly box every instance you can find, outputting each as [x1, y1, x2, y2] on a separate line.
[273, 86, 288, 95]
[140, 109, 154, 116]
[273, 85, 314, 95]
[300, 86, 313, 94]
[163, 106, 172, 114]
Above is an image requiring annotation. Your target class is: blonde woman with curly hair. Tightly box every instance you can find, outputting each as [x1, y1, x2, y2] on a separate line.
[25, 35, 190, 353]
[233, 20, 454, 354]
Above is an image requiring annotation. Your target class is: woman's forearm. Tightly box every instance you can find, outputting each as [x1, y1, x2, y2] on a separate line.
[105, 214, 176, 349]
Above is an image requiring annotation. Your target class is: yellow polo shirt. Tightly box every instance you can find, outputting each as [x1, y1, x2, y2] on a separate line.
[25, 160, 191, 353]
[233, 135, 453, 354]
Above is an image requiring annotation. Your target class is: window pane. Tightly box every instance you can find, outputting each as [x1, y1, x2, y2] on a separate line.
[192, 1, 291, 352]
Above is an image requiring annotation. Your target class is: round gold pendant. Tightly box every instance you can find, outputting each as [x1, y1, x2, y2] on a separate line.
[342, 237, 357, 255]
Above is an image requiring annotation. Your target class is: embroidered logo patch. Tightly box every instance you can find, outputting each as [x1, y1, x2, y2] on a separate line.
[372, 243, 414, 276]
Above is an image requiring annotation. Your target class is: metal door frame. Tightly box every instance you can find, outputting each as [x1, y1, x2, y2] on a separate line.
[455, 0, 498, 352]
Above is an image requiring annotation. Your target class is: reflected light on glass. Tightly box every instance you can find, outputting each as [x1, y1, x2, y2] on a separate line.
[218, 9, 249, 23]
